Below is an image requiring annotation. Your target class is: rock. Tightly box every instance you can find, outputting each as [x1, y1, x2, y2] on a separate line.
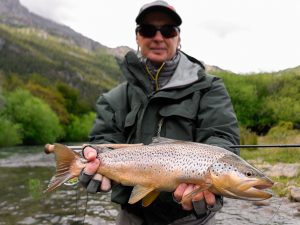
[288, 186, 300, 202]
[265, 163, 300, 178]
[18, 216, 37, 225]
[252, 200, 271, 206]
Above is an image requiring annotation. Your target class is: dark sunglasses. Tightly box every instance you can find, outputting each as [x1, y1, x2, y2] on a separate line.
[136, 24, 180, 38]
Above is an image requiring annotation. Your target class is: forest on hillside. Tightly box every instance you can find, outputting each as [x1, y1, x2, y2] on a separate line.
[1, 24, 300, 147]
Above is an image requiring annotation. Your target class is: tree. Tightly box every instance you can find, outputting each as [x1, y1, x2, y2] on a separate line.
[4, 89, 63, 144]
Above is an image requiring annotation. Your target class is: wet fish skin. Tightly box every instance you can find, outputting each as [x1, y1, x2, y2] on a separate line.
[45, 137, 273, 206]
[96, 140, 224, 189]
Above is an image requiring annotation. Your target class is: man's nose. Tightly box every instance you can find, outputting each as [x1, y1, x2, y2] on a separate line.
[152, 30, 164, 40]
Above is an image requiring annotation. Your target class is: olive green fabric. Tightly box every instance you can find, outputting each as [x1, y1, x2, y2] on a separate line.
[89, 50, 240, 224]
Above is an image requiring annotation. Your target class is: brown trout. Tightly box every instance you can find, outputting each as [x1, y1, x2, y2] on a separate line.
[45, 137, 273, 206]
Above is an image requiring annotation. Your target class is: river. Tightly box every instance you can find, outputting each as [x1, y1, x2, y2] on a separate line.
[0, 146, 299, 225]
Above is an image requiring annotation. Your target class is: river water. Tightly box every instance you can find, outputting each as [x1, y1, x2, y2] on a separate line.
[0, 146, 299, 225]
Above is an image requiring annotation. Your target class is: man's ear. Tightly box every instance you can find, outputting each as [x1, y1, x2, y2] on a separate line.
[177, 36, 181, 49]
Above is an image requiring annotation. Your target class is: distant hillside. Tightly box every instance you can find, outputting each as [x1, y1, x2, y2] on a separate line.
[0, 0, 105, 51]
[0, 23, 123, 107]
[0, 0, 132, 109]
[0, 0, 130, 57]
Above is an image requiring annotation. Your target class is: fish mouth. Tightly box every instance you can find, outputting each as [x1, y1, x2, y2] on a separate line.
[234, 178, 274, 200]
[237, 176, 273, 190]
[213, 176, 274, 201]
[253, 183, 273, 190]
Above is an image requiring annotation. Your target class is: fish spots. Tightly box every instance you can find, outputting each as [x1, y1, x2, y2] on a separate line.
[210, 161, 237, 177]
[101, 141, 227, 183]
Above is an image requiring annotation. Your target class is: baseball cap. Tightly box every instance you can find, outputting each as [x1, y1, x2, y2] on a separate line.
[135, 0, 182, 26]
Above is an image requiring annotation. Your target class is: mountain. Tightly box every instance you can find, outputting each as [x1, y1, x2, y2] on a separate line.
[0, 0, 130, 57]
[0, 0, 129, 112]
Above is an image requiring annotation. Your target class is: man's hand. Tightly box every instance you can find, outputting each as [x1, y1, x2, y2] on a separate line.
[78, 146, 111, 193]
[173, 183, 216, 210]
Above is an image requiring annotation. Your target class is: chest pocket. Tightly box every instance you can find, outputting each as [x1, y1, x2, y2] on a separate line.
[123, 102, 141, 143]
[158, 92, 201, 141]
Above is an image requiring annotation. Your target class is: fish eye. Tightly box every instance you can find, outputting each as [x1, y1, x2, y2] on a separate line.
[245, 171, 253, 177]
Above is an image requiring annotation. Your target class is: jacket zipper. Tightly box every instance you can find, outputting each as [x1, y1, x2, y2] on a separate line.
[157, 117, 164, 138]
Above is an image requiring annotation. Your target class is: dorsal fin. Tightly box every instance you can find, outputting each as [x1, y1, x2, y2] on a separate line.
[151, 137, 180, 145]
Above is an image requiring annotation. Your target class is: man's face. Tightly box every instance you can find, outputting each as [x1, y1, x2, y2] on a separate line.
[136, 11, 181, 64]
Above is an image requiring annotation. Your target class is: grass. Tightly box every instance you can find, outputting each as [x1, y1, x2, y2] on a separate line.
[271, 175, 300, 197]
[241, 147, 300, 164]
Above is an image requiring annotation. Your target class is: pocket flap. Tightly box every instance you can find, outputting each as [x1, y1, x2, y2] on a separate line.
[159, 100, 197, 120]
[124, 104, 140, 127]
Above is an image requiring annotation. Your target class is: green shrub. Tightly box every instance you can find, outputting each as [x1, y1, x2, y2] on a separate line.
[0, 116, 23, 147]
[267, 121, 297, 141]
[240, 127, 257, 145]
[265, 97, 300, 124]
[26, 81, 70, 124]
[66, 112, 96, 142]
[56, 82, 90, 114]
[4, 89, 63, 144]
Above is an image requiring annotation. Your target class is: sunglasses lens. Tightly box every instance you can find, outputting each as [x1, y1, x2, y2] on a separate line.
[160, 25, 178, 38]
[138, 25, 157, 38]
[137, 25, 178, 38]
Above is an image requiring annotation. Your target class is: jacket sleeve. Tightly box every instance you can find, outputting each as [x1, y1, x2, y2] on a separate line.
[89, 83, 128, 144]
[195, 76, 240, 154]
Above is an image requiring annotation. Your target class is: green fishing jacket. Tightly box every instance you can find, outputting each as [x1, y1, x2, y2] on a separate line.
[89, 51, 240, 224]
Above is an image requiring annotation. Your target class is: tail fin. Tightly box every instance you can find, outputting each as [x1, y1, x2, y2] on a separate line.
[45, 143, 83, 192]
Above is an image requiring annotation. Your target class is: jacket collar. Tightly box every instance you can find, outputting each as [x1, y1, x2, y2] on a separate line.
[121, 51, 209, 97]
[161, 52, 202, 90]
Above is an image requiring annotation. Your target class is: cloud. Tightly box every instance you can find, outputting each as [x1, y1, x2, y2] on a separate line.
[199, 19, 246, 38]
[18, 0, 300, 73]
[20, 0, 74, 22]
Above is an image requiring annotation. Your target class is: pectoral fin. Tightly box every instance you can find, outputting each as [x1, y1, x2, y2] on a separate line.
[128, 185, 155, 205]
[142, 190, 160, 207]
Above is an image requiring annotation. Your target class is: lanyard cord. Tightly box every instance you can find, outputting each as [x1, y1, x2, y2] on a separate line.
[145, 62, 165, 91]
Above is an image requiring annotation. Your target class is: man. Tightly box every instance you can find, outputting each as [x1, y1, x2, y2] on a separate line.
[79, 1, 240, 224]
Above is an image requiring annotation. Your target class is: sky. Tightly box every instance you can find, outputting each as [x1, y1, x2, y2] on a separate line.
[19, 0, 300, 74]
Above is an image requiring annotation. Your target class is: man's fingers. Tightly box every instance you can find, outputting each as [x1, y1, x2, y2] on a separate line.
[82, 146, 98, 160]
[93, 173, 103, 181]
[173, 183, 188, 202]
[181, 184, 194, 210]
[101, 176, 111, 192]
[86, 178, 101, 193]
[203, 190, 216, 206]
[192, 186, 204, 202]
[78, 170, 93, 188]
[83, 158, 100, 175]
